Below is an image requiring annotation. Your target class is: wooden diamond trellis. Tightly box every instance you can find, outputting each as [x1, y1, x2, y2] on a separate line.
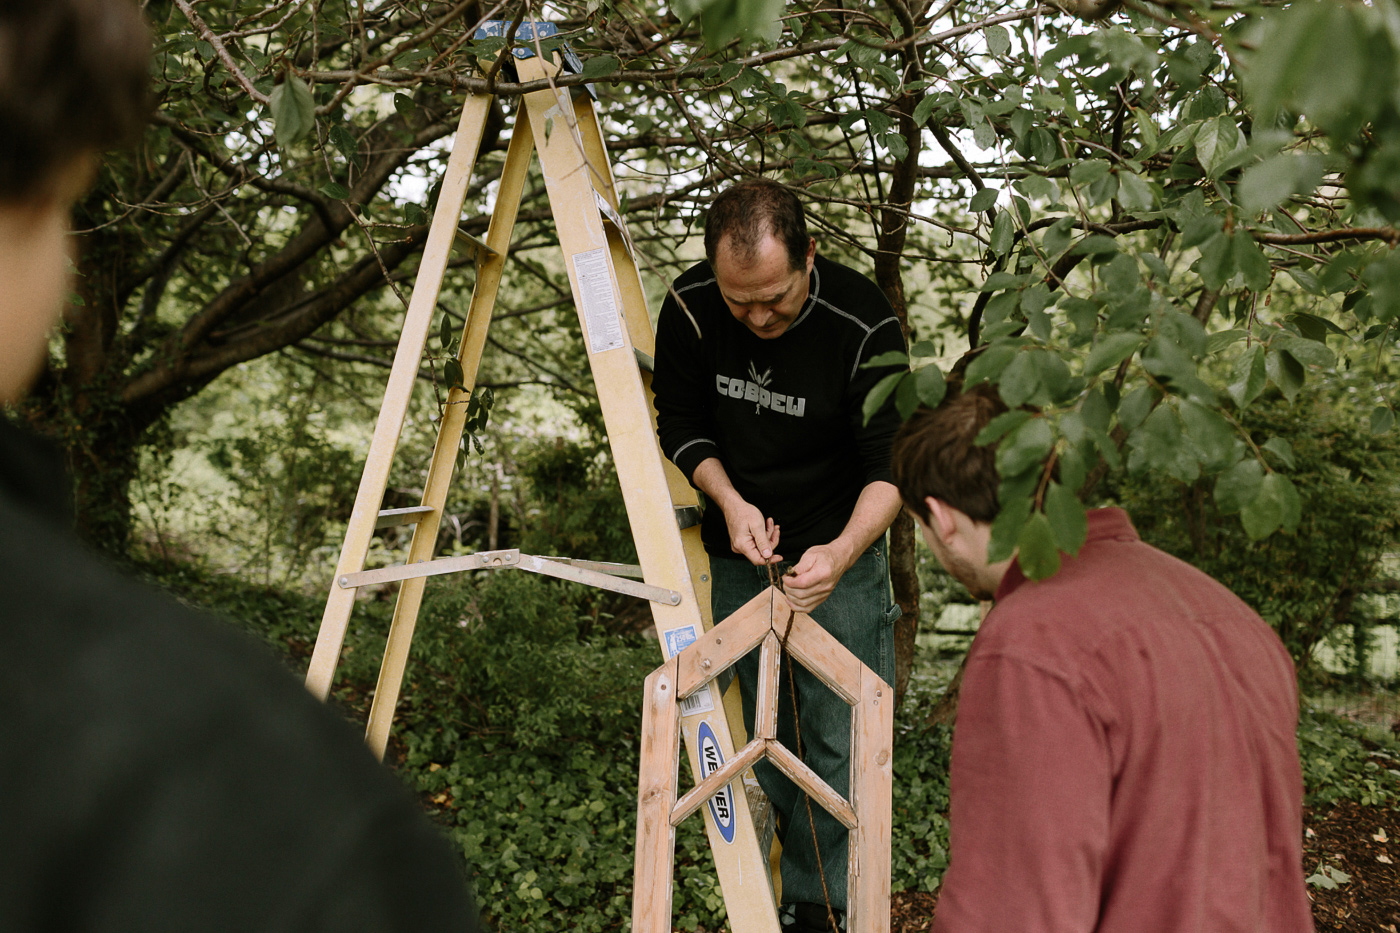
[632, 586, 894, 933]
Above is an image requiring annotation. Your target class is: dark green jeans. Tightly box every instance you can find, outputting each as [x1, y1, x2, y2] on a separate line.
[710, 543, 899, 911]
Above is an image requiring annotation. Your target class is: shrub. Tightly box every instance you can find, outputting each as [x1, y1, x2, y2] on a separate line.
[1110, 388, 1400, 665]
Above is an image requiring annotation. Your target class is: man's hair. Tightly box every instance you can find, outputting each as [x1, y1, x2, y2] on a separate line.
[891, 382, 1008, 524]
[0, 0, 150, 201]
[703, 178, 810, 271]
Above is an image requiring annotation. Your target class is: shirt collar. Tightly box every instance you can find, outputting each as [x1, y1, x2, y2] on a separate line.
[784, 259, 820, 335]
[993, 507, 1138, 602]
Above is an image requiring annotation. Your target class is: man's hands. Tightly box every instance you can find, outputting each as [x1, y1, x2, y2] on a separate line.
[722, 499, 783, 565]
[783, 542, 853, 613]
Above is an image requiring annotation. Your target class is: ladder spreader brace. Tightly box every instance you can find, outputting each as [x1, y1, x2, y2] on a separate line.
[337, 548, 681, 606]
[304, 22, 783, 933]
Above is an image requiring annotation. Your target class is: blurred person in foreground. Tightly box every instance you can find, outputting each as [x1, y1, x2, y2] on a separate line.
[890, 382, 1313, 933]
[0, 2, 480, 929]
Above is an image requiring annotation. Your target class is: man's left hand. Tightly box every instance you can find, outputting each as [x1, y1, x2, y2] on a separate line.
[783, 543, 853, 613]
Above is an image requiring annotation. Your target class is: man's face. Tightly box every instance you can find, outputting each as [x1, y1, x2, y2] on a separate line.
[0, 198, 75, 405]
[915, 509, 997, 602]
[712, 232, 816, 340]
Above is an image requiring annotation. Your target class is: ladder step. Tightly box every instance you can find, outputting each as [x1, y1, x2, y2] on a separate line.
[675, 506, 701, 530]
[375, 506, 436, 529]
[635, 347, 655, 373]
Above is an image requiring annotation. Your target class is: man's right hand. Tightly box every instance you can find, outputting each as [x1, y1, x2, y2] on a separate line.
[724, 502, 783, 566]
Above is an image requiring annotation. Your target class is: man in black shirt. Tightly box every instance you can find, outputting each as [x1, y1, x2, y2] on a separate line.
[652, 179, 905, 932]
[0, 2, 480, 929]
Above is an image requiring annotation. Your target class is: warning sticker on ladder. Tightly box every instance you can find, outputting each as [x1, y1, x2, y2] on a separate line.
[573, 248, 625, 354]
[662, 625, 716, 716]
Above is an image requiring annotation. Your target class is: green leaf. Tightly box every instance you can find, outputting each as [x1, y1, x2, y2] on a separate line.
[1233, 233, 1273, 292]
[912, 95, 940, 126]
[1275, 334, 1336, 369]
[269, 75, 316, 148]
[915, 363, 947, 408]
[1127, 403, 1199, 483]
[998, 417, 1054, 477]
[1084, 332, 1145, 377]
[1118, 385, 1156, 432]
[990, 211, 1015, 257]
[976, 410, 1033, 446]
[988, 495, 1033, 563]
[1082, 388, 1113, 433]
[1071, 235, 1119, 256]
[1117, 170, 1155, 212]
[1237, 152, 1325, 214]
[444, 358, 465, 389]
[581, 55, 620, 79]
[1044, 481, 1088, 555]
[997, 351, 1041, 408]
[895, 373, 920, 420]
[861, 350, 910, 369]
[1180, 400, 1238, 473]
[319, 182, 351, 199]
[964, 343, 1018, 386]
[329, 124, 363, 169]
[1070, 159, 1112, 185]
[393, 92, 416, 116]
[1241, 471, 1301, 539]
[1197, 230, 1235, 291]
[1227, 345, 1267, 408]
[985, 25, 1012, 57]
[1058, 443, 1087, 492]
[438, 313, 453, 350]
[970, 187, 999, 213]
[1370, 405, 1395, 434]
[862, 371, 904, 425]
[1215, 458, 1263, 514]
[1261, 436, 1296, 469]
[1265, 348, 1306, 401]
[1016, 511, 1061, 580]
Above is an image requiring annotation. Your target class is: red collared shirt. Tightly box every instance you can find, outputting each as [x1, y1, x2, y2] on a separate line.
[933, 508, 1313, 933]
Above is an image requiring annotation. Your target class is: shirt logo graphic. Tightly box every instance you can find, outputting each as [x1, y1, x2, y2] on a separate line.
[714, 361, 806, 417]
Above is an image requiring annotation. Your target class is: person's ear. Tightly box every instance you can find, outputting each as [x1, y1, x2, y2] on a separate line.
[924, 497, 960, 543]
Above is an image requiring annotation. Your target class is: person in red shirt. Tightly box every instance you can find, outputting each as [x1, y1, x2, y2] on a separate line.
[890, 383, 1314, 933]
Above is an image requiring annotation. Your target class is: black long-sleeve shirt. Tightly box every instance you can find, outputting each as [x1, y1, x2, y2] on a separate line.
[0, 421, 481, 933]
[652, 253, 907, 558]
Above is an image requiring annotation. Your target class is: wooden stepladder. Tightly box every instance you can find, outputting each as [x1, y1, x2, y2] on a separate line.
[635, 587, 894, 933]
[304, 23, 779, 932]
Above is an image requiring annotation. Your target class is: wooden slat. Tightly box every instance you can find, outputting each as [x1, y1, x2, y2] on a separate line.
[670, 737, 766, 826]
[754, 632, 781, 742]
[375, 505, 435, 529]
[848, 667, 894, 933]
[674, 588, 773, 699]
[361, 106, 537, 758]
[305, 92, 494, 704]
[782, 609, 862, 706]
[633, 661, 681, 933]
[765, 741, 857, 831]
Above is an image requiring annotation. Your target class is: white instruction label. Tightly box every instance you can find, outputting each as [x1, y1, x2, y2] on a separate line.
[572, 248, 625, 354]
[663, 624, 716, 716]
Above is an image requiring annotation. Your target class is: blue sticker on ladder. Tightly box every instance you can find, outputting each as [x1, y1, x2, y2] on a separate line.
[696, 721, 737, 844]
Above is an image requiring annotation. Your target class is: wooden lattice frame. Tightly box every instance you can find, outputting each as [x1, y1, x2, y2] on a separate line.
[633, 586, 894, 933]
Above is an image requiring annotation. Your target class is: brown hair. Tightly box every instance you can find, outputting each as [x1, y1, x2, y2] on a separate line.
[891, 382, 1008, 524]
[703, 178, 810, 271]
[0, 0, 151, 201]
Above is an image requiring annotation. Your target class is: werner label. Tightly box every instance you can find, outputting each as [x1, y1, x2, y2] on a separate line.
[696, 721, 737, 844]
